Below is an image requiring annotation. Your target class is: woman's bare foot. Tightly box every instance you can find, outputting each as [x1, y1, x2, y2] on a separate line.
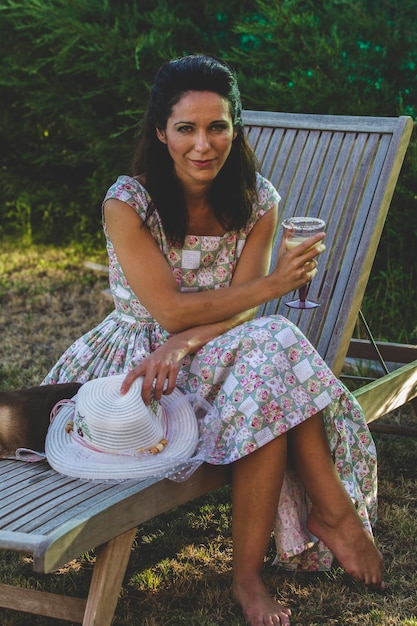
[307, 507, 385, 588]
[233, 575, 291, 625]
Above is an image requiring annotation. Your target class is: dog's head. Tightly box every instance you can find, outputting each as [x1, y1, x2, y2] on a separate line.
[0, 383, 82, 457]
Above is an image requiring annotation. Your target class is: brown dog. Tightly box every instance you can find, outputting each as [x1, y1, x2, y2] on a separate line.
[0, 383, 82, 458]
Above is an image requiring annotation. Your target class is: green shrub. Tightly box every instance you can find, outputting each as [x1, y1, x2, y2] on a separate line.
[230, 0, 416, 118]
[0, 0, 249, 243]
[0, 0, 416, 341]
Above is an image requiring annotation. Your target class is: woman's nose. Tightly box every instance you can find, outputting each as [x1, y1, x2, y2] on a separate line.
[194, 131, 210, 152]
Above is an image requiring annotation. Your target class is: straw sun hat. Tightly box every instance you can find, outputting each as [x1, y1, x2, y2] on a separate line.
[45, 375, 198, 480]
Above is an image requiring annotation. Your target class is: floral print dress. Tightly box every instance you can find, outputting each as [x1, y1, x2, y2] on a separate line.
[43, 173, 378, 571]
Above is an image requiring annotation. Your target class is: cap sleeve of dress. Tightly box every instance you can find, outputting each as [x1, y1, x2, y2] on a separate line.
[246, 173, 281, 234]
[102, 175, 151, 221]
[255, 173, 281, 216]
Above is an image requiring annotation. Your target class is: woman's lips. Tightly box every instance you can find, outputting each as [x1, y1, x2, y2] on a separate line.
[191, 159, 215, 168]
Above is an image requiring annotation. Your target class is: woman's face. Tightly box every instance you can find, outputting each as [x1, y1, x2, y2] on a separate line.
[156, 91, 237, 190]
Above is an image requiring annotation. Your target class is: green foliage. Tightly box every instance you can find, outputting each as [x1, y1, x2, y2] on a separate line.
[0, 0, 251, 243]
[229, 0, 417, 118]
[4, 192, 33, 245]
[0, 0, 416, 341]
[1, 0, 415, 242]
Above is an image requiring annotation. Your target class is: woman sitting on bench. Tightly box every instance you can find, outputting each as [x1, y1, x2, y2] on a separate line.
[43, 54, 385, 625]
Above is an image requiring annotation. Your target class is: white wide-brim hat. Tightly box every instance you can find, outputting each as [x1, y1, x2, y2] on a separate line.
[45, 375, 199, 481]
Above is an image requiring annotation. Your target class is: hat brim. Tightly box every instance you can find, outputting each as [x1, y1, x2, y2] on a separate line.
[45, 388, 199, 481]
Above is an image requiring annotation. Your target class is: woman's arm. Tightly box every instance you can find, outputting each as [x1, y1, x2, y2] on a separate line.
[104, 199, 324, 335]
[106, 197, 324, 400]
[121, 207, 279, 401]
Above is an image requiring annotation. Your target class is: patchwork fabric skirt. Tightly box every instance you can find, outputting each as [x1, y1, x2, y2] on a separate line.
[43, 312, 377, 571]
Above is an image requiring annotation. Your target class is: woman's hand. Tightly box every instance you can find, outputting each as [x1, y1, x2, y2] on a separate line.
[120, 305, 258, 402]
[121, 336, 190, 404]
[272, 232, 326, 295]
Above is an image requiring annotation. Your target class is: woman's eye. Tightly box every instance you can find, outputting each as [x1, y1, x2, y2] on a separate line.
[175, 123, 229, 133]
[211, 123, 228, 132]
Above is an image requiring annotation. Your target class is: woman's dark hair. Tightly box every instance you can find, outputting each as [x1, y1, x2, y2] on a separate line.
[131, 54, 258, 245]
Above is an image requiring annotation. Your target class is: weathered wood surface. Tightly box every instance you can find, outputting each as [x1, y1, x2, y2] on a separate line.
[0, 584, 86, 622]
[354, 360, 417, 424]
[82, 528, 138, 626]
[0, 110, 413, 624]
[0, 461, 229, 572]
[347, 338, 417, 365]
[243, 111, 413, 376]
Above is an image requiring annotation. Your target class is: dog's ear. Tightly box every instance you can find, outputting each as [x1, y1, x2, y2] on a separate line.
[0, 382, 82, 457]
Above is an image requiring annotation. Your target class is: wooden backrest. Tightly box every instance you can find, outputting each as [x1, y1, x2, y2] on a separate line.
[243, 111, 413, 376]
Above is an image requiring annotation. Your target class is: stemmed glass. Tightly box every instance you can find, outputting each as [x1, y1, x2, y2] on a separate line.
[282, 216, 326, 309]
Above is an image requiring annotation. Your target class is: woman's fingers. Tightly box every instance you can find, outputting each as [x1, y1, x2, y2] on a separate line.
[296, 236, 325, 282]
[125, 359, 179, 405]
[302, 259, 318, 281]
[163, 368, 180, 396]
[297, 238, 326, 260]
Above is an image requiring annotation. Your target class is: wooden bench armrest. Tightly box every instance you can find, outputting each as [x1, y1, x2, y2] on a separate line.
[354, 359, 417, 424]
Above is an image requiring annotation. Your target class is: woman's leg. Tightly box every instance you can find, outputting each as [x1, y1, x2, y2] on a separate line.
[288, 412, 384, 587]
[232, 435, 292, 626]
[231, 412, 384, 625]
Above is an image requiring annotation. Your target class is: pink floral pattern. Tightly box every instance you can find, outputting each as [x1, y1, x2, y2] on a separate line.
[42, 174, 378, 571]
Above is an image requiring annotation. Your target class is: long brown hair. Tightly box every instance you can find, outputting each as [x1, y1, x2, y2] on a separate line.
[131, 54, 258, 245]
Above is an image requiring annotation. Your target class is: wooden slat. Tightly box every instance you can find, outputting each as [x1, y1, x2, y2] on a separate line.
[36, 464, 230, 573]
[277, 129, 311, 203]
[0, 459, 51, 485]
[242, 110, 408, 132]
[244, 124, 262, 153]
[347, 339, 417, 364]
[300, 132, 370, 342]
[0, 469, 111, 531]
[292, 131, 332, 215]
[0, 530, 45, 552]
[17, 482, 120, 534]
[354, 360, 417, 423]
[264, 128, 287, 179]
[255, 128, 284, 179]
[0, 583, 86, 623]
[369, 423, 417, 437]
[1, 473, 80, 525]
[34, 479, 152, 537]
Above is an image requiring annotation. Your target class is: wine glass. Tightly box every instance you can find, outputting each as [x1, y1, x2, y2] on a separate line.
[282, 216, 326, 309]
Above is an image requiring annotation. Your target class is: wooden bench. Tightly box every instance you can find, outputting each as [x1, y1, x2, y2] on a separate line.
[0, 110, 414, 625]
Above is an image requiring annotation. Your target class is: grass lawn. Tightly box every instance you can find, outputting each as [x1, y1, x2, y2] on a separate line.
[0, 245, 416, 625]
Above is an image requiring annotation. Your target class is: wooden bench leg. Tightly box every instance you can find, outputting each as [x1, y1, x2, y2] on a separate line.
[82, 527, 137, 626]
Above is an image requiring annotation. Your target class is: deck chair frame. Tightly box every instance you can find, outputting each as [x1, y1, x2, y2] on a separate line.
[0, 110, 414, 625]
